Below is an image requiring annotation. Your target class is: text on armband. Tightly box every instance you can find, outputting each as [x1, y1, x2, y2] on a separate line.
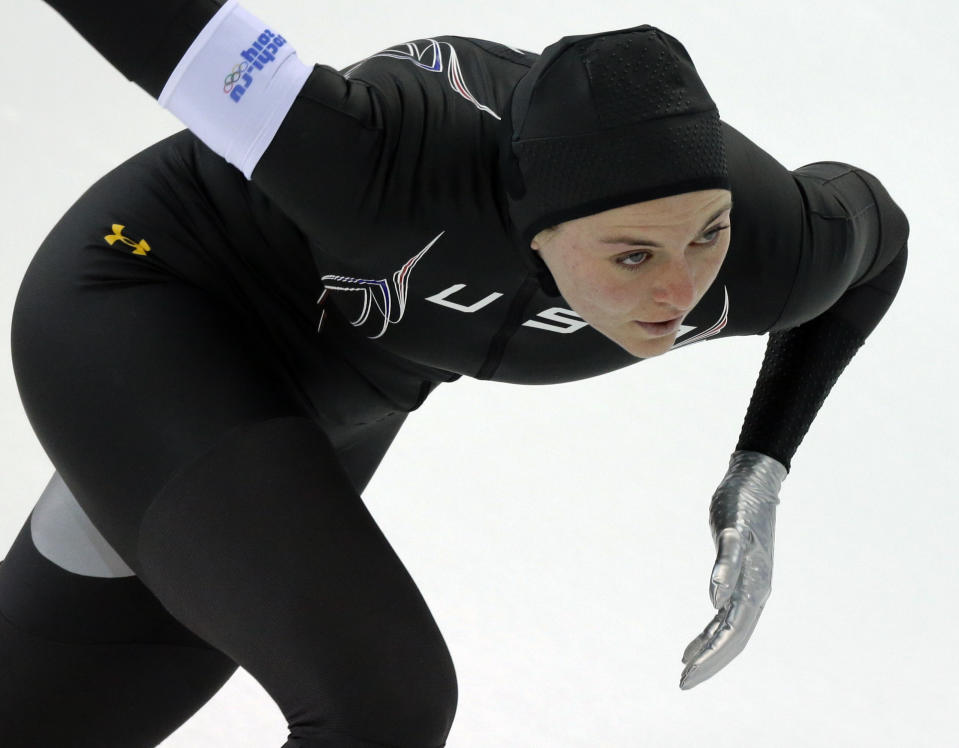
[223, 29, 288, 102]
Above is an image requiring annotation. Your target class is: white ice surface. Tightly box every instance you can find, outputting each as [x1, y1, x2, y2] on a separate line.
[1, 1, 957, 746]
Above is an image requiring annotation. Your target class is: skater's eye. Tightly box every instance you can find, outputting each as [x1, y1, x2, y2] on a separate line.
[616, 251, 650, 270]
[692, 225, 729, 247]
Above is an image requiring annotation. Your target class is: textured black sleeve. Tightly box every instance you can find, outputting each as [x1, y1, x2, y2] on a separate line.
[43, 0, 225, 98]
[735, 163, 909, 471]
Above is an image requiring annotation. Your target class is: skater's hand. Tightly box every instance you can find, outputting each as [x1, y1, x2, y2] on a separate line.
[679, 451, 787, 690]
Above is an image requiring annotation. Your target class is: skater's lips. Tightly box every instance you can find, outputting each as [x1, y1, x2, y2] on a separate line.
[635, 315, 684, 336]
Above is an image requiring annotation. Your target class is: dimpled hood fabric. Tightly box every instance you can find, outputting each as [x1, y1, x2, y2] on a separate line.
[502, 24, 730, 254]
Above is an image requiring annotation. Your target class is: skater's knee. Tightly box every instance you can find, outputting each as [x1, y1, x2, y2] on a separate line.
[288, 646, 459, 747]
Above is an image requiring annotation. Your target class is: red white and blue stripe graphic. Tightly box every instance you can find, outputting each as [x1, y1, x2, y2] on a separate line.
[672, 286, 730, 350]
[319, 232, 444, 339]
[343, 39, 501, 120]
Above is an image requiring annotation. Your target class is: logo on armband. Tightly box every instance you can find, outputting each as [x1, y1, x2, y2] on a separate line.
[223, 29, 288, 102]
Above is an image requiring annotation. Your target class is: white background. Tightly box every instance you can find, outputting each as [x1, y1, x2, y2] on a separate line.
[2, 1, 957, 746]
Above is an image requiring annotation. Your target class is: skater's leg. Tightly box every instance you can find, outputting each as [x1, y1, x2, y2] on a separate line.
[9, 199, 456, 746]
[0, 401, 418, 748]
[136, 415, 457, 747]
[0, 504, 238, 747]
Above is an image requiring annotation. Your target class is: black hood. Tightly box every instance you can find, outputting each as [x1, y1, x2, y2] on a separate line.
[500, 24, 730, 281]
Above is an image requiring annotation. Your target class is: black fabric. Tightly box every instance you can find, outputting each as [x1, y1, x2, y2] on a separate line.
[0, 519, 210, 647]
[0, 538, 238, 748]
[736, 320, 866, 471]
[735, 246, 907, 471]
[136, 417, 457, 747]
[511, 113, 729, 246]
[44, 0, 225, 97]
[504, 25, 729, 247]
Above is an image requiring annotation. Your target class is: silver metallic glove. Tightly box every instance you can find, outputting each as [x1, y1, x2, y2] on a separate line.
[679, 450, 787, 690]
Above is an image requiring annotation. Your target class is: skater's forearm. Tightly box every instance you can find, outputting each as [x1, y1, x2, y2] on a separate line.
[735, 244, 907, 471]
[43, 0, 226, 97]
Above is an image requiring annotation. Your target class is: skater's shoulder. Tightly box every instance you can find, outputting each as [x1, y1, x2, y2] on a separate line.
[443, 35, 538, 68]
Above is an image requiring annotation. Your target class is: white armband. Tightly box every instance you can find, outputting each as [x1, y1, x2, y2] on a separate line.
[158, 0, 312, 178]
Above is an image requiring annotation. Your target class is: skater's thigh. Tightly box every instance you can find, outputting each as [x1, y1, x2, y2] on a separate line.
[10, 220, 307, 568]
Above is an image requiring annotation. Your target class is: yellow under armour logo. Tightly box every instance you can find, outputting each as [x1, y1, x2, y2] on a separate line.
[104, 224, 151, 256]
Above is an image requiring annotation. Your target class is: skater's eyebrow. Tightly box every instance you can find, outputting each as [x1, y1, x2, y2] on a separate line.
[599, 202, 733, 247]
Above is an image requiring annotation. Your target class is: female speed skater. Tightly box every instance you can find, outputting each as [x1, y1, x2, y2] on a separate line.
[0, 1, 908, 746]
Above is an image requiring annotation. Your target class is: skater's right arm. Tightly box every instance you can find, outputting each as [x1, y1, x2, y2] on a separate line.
[41, 0, 388, 236]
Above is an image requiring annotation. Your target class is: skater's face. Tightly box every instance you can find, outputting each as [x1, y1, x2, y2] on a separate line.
[531, 189, 732, 358]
